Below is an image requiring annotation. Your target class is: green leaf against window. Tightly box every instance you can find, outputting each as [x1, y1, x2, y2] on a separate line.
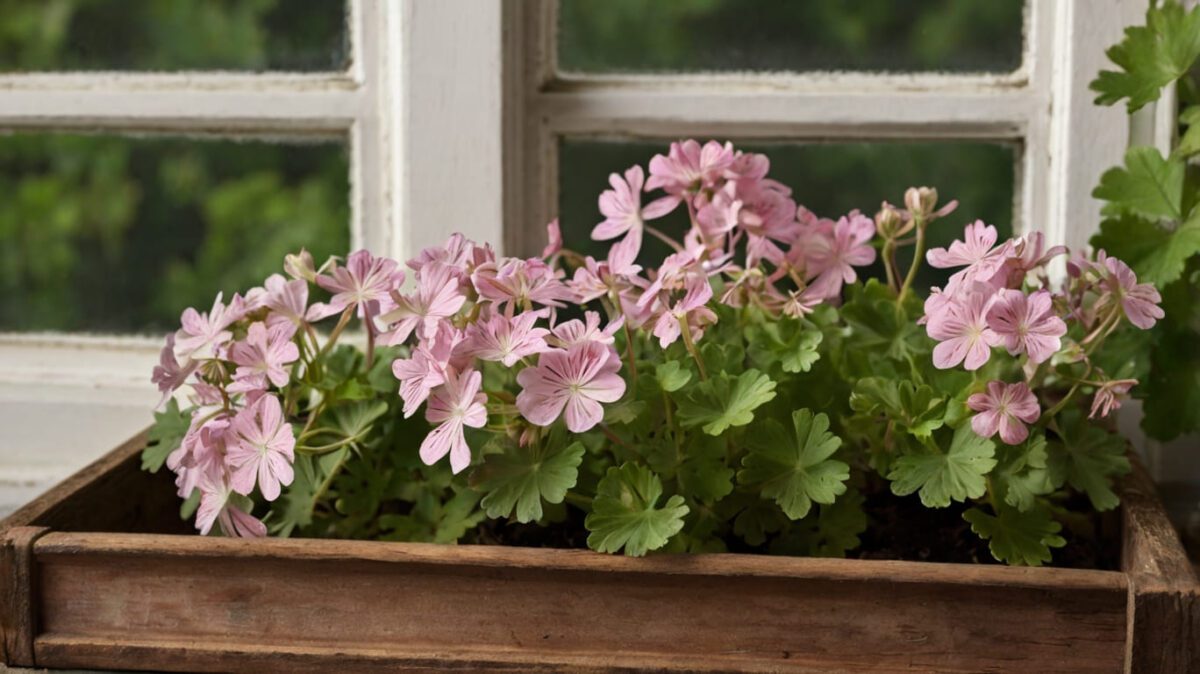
[1174, 105, 1200, 157]
[888, 425, 996, 508]
[585, 462, 689, 556]
[849, 377, 946, 439]
[964, 504, 1066, 567]
[1047, 411, 1131, 512]
[992, 435, 1054, 513]
[1142, 296, 1200, 440]
[1091, 0, 1200, 112]
[1093, 147, 1184, 222]
[738, 409, 848, 520]
[471, 441, 585, 523]
[142, 398, 190, 472]
[675, 369, 777, 436]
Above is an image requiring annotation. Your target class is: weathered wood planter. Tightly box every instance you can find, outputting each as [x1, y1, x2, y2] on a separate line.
[2, 431, 1197, 673]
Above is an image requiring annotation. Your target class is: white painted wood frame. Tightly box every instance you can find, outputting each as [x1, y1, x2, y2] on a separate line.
[0, 0, 505, 398]
[504, 0, 1145, 258]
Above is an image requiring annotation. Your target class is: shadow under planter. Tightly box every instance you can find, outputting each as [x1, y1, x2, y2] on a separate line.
[1, 429, 1197, 673]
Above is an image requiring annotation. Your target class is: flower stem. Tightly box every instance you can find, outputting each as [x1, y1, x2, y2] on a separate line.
[364, 314, 377, 371]
[623, 321, 639, 384]
[882, 238, 899, 292]
[898, 217, 927, 302]
[564, 491, 593, 510]
[679, 319, 708, 381]
[645, 224, 685, 253]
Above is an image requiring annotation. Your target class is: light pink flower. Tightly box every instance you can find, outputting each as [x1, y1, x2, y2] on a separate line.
[926, 288, 998, 371]
[464, 311, 551, 367]
[408, 233, 479, 275]
[1090, 378, 1137, 419]
[169, 416, 229, 499]
[646, 140, 736, 195]
[1102, 256, 1164, 329]
[652, 277, 718, 348]
[420, 368, 488, 474]
[516, 342, 626, 433]
[473, 257, 574, 310]
[695, 182, 743, 239]
[229, 322, 300, 391]
[226, 395, 295, 501]
[391, 322, 465, 417]
[381, 262, 466, 345]
[926, 221, 1012, 283]
[550, 311, 622, 348]
[592, 165, 679, 261]
[968, 381, 1041, 445]
[986, 289, 1067, 364]
[804, 211, 877, 299]
[312, 249, 405, 320]
[542, 218, 563, 258]
[173, 293, 238, 362]
[152, 333, 196, 408]
[263, 273, 320, 329]
[196, 471, 267, 538]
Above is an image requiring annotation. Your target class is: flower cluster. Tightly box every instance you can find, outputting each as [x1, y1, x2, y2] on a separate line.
[920, 221, 1161, 445]
[147, 140, 1160, 567]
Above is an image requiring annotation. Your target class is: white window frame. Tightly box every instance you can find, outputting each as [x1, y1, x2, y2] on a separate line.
[0, 0, 504, 401]
[502, 0, 1146, 261]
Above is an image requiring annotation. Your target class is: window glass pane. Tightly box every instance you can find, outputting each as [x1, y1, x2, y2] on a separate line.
[558, 0, 1024, 74]
[0, 133, 349, 333]
[0, 1, 347, 71]
[558, 139, 1015, 291]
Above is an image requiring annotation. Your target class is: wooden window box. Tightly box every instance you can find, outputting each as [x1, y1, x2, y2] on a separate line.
[2, 430, 1196, 673]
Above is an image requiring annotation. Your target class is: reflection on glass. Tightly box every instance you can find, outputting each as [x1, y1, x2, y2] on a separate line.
[0, 134, 349, 333]
[0, 0, 347, 71]
[558, 0, 1024, 74]
[558, 139, 1015, 291]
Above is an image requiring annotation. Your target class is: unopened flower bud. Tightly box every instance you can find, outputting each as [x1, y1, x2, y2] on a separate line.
[284, 249, 317, 282]
[875, 202, 912, 238]
[904, 186, 939, 220]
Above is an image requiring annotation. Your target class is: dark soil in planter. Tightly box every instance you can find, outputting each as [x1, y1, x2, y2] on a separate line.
[470, 475, 1122, 570]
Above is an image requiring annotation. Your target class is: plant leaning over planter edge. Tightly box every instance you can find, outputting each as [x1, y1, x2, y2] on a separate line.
[1089, 0, 1200, 443]
[144, 140, 1162, 566]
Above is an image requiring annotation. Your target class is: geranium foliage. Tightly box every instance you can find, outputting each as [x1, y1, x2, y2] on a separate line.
[146, 139, 1158, 566]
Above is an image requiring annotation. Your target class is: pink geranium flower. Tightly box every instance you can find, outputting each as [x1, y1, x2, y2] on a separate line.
[152, 333, 196, 407]
[1090, 378, 1137, 419]
[542, 218, 563, 258]
[926, 288, 998, 371]
[226, 394, 295, 501]
[652, 276, 718, 348]
[804, 211, 877, 299]
[646, 139, 735, 195]
[229, 322, 301, 391]
[263, 273, 320, 329]
[381, 262, 466, 345]
[592, 165, 679, 262]
[968, 381, 1041, 445]
[516, 341, 626, 433]
[550, 311, 621, 348]
[419, 368, 488, 474]
[986, 289, 1067, 364]
[173, 293, 238, 362]
[473, 257, 574, 310]
[464, 311, 551, 367]
[1101, 256, 1164, 329]
[196, 471, 267, 538]
[926, 221, 1012, 283]
[391, 323, 464, 417]
[312, 249, 406, 320]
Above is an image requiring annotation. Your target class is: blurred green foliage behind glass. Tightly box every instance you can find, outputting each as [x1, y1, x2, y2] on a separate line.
[0, 134, 349, 333]
[0, 0, 347, 71]
[558, 140, 1015, 291]
[558, 0, 1024, 73]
